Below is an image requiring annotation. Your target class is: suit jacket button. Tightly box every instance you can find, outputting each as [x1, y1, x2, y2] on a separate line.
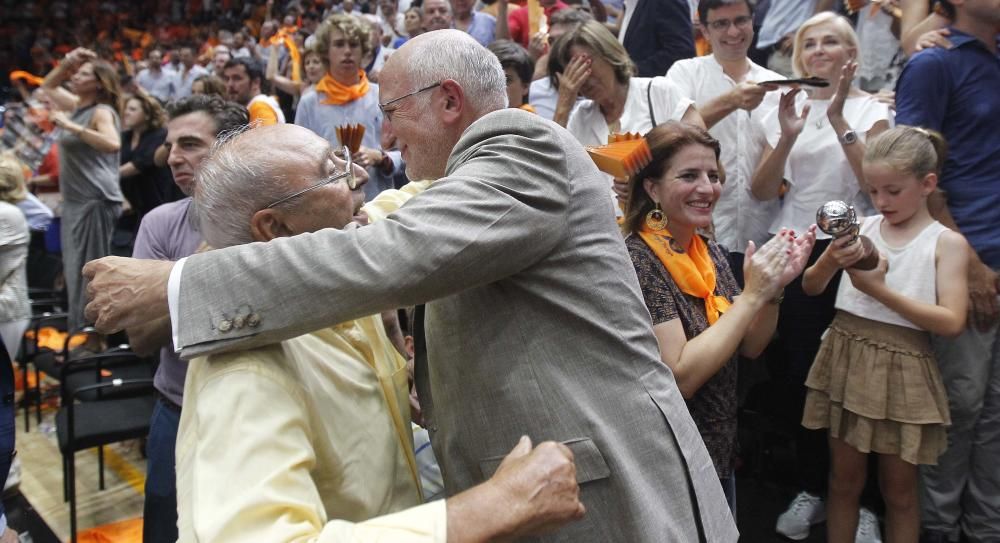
[233, 315, 246, 329]
[218, 319, 233, 333]
[247, 314, 261, 328]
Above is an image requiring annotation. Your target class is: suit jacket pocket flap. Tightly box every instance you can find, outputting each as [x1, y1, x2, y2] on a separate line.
[478, 437, 611, 484]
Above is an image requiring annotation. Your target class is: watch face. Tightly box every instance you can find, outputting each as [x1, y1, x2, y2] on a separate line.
[842, 130, 858, 144]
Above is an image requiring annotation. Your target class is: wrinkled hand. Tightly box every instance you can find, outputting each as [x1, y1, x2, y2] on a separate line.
[846, 253, 888, 296]
[967, 259, 999, 332]
[916, 28, 953, 52]
[556, 54, 590, 102]
[743, 229, 793, 303]
[827, 60, 857, 122]
[777, 88, 810, 139]
[825, 233, 866, 269]
[353, 146, 384, 169]
[528, 31, 548, 60]
[730, 82, 778, 111]
[490, 436, 585, 540]
[83, 257, 174, 333]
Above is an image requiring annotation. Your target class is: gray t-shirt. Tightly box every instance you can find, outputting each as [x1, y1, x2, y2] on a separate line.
[0, 202, 30, 324]
[58, 104, 123, 205]
[132, 198, 202, 406]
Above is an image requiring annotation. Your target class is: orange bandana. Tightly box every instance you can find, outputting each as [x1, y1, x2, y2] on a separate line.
[638, 225, 731, 325]
[316, 71, 371, 106]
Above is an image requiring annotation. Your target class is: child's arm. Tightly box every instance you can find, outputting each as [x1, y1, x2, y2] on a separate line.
[846, 230, 970, 337]
[802, 234, 865, 296]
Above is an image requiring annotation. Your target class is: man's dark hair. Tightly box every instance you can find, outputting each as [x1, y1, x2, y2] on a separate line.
[488, 40, 534, 87]
[548, 8, 592, 28]
[697, 0, 753, 26]
[223, 56, 264, 84]
[303, 10, 321, 22]
[166, 95, 249, 137]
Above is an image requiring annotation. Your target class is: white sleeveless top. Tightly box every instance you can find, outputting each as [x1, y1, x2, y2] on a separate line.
[835, 215, 947, 330]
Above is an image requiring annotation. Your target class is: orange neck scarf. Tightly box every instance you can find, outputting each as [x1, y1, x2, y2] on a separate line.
[316, 71, 370, 106]
[638, 225, 731, 325]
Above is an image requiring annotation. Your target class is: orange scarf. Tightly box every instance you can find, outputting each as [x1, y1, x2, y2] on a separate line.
[518, 103, 536, 114]
[638, 225, 731, 325]
[316, 71, 370, 106]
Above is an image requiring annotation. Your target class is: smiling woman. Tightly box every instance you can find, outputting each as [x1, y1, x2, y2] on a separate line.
[622, 121, 815, 514]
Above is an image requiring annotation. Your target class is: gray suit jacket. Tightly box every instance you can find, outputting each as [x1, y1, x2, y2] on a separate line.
[176, 109, 738, 541]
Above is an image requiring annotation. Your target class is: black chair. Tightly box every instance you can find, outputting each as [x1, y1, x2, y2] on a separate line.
[56, 372, 155, 543]
[21, 318, 101, 432]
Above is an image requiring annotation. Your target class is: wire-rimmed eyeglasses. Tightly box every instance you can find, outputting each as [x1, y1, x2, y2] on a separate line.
[264, 146, 358, 209]
[378, 82, 442, 121]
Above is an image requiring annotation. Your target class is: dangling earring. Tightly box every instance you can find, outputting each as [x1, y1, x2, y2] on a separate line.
[645, 202, 668, 231]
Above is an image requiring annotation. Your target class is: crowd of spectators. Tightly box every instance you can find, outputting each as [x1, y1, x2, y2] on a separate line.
[1, 0, 998, 542]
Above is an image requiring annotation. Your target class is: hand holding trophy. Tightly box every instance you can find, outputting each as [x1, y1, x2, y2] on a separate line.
[815, 200, 880, 270]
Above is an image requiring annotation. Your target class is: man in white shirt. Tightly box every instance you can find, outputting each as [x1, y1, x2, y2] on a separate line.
[135, 49, 178, 103]
[666, 0, 781, 271]
[222, 57, 285, 125]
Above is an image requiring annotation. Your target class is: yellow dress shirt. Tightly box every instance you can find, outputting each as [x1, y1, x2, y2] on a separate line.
[176, 314, 447, 542]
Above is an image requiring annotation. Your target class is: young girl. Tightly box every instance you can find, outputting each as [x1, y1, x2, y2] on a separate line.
[800, 126, 970, 543]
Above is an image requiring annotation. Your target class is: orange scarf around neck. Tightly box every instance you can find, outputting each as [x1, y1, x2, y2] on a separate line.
[638, 225, 731, 325]
[316, 71, 370, 106]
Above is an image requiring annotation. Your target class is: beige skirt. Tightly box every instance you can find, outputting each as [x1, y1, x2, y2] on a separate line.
[802, 311, 950, 465]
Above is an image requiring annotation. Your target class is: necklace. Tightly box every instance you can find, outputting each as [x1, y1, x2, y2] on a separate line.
[814, 115, 824, 129]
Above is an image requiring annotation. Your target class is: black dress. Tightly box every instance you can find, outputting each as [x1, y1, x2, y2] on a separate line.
[120, 127, 182, 220]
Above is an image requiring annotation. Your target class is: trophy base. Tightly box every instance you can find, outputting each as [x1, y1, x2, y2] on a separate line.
[852, 236, 880, 270]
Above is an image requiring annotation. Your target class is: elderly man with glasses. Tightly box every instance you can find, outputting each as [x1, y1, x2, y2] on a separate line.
[174, 123, 584, 542]
[86, 30, 736, 541]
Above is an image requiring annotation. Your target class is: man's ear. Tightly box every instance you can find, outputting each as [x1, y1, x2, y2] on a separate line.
[438, 78, 465, 124]
[250, 208, 292, 242]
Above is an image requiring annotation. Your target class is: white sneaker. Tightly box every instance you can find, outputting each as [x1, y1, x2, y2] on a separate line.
[3, 455, 20, 495]
[776, 491, 826, 540]
[855, 508, 882, 543]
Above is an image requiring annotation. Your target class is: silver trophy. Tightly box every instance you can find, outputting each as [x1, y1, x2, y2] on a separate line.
[816, 200, 879, 270]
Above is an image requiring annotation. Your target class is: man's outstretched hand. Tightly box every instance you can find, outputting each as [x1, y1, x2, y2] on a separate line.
[84, 257, 175, 333]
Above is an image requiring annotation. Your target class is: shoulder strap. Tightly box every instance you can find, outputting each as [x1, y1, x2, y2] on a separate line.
[646, 80, 658, 127]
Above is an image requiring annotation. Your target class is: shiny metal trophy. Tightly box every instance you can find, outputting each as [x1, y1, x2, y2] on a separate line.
[816, 200, 879, 270]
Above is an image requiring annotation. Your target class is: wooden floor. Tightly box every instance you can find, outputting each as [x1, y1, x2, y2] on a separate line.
[15, 402, 146, 543]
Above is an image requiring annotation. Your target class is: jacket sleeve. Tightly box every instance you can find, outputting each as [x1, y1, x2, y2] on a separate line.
[175, 113, 571, 358]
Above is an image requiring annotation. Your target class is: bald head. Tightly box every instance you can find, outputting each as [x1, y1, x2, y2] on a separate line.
[384, 30, 507, 118]
[195, 124, 347, 248]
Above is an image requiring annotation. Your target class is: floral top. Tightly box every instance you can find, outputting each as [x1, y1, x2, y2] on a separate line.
[626, 234, 740, 479]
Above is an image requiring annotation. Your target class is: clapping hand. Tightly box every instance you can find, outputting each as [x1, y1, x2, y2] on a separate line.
[828, 60, 857, 123]
[777, 88, 810, 139]
[743, 226, 817, 303]
[65, 47, 97, 67]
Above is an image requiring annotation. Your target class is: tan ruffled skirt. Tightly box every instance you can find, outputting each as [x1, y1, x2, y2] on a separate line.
[802, 311, 950, 465]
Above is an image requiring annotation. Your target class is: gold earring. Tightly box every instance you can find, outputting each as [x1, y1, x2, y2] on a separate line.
[645, 203, 668, 231]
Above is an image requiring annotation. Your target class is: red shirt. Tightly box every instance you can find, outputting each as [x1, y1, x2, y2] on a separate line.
[508, 1, 569, 47]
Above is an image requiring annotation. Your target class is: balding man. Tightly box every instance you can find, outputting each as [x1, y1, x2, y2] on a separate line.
[176, 122, 582, 542]
[85, 30, 738, 541]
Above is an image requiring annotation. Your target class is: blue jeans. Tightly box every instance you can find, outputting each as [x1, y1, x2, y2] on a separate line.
[143, 398, 180, 543]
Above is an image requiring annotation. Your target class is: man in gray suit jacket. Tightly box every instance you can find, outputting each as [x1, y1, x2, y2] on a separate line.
[84, 30, 738, 541]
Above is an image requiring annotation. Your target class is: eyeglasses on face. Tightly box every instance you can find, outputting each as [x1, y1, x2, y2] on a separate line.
[378, 82, 442, 121]
[264, 146, 358, 209]
[705, 15, 752, 32]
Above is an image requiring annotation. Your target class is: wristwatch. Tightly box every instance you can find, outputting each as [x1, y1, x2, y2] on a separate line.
[839, 129, 858, 145]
